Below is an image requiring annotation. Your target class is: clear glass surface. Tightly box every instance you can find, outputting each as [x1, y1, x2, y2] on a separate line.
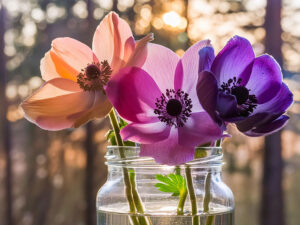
[97, 146, 234, 225]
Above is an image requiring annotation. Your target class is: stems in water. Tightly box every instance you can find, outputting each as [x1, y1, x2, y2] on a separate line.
[203, 173, 212, 213]
[177, 187, 188, 215]
[185, 166, 199, 225]
[109, 109, 152, 225]
[175, 166, 188, 215]
[203, 139, 222, 225]
[129, 171, 152, 225]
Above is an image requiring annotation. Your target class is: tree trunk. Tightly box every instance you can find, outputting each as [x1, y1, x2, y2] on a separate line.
[112, 0, 119, 14]
[85, 1, 97, 225]
[0, 2, 13, 225]
[85, 122, 95, 225]
[261, 1, 284, 225]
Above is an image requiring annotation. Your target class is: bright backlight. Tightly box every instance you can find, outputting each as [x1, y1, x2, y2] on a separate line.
[163, 11, 181, 27]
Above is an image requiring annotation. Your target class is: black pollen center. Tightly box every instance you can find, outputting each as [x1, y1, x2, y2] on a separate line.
[85, 64, 100, 79]
[231, 86, 249, 105]
[166, 99, 182, 117]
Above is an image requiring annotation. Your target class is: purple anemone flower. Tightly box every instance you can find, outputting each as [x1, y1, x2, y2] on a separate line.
[196, 36, 293, 136]
[106, 41, 225, 165]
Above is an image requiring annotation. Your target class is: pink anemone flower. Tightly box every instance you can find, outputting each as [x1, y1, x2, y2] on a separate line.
[21, 12, 152, 130]
[106, 41, 225, 165]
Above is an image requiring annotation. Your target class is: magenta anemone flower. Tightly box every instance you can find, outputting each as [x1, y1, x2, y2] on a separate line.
[196, 36, 293, 136]
[106, 41, 225, 165]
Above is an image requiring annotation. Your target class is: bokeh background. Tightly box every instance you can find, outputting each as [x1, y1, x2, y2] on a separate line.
[0, 0, 300, 225]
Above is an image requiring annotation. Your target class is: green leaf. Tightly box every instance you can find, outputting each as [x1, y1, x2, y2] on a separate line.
[119, 118, 136, 146]
[194, 148, 208, 159]
[124, 140, 136, 146]
[155, 173, 187, 197]
[105, 129, 117, 145]
[105, 118, 136, 146]
[119, 118, 128, 128]
[198, 142, 211, 147]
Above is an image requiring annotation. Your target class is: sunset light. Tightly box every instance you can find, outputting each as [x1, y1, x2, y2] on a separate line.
[162, 11, 181, 27]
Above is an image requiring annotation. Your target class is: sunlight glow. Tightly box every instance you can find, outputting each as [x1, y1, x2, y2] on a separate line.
[72, 1, 88, 19]
[163, 11, 181, 27]
[46, 3, 66, 23]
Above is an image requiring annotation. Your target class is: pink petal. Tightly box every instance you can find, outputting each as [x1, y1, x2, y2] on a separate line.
[178, 112, 224, 147]
[40, 52, 60, 81]
[106, 67, 162, 123]
[174, 60, 184, 91]
[92, 12, 135, 72]
[126, 33, 154, 68]
[178, 40, 211, 91]
[21, 78, 99, 130]
[41, 37, 98, 82]
[176, 40, 211, 112]
[72, 91, 112, 128]
[140, 43, 179, 93]
[121, 121, 170, 144]
[140, 128, 195, 165]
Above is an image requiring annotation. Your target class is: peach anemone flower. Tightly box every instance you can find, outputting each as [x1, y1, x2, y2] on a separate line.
[21, 12, 152, 130]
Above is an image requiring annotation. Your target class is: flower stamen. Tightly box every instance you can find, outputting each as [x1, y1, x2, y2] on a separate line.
[154, 89, 192, 127]
[77, 60, 112, 91]
[220, 77, 257, 117]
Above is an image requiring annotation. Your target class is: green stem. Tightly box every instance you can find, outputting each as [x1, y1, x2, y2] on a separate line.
[185, 166, 199, 225]
[175, 166, 181, 175]
[215, 139, 221, 147]
[203, 173, 212, 213]
[108, 110, 139, 225]
[203, 139, 222, 225]
[175, 166, 187, 215]
[206, 216, 215, 225]
[109, 109, 152, 225]
[129, 171, 152, 225]
[177, 186, 188, 215]
[108, 110, 124, 148]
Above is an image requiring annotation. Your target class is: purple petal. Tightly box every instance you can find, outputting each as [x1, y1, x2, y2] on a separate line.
[236, 83, 293, 133]
[246, 54, 282, 104]
[177, 40, 212, 112]
[121, 121, 171, 144]
[216, 92, 239, 120]
[140, 129, 195, 165]
[211, 36, 255, 84]
[244, 115, 289, 137]
[178, 112, 224, 147]
[254, 83, 293, 114]
[106, 67, 161, 123]
[196, 71, 222, 124]
[236, 113, 270, 132]
[198, 46, 215, 72]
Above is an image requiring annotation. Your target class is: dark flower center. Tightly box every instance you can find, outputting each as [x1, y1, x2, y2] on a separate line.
[166, 99, 182, 116]
[85, 64, 101, 79]
[154, 89, 192, 127]
[77, 60, 112, 91]
[231, 86, 249, 105]
[220, 77, 257, 117]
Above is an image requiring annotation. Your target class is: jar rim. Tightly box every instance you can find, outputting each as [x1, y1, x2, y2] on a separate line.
[105, 145, 223, 168]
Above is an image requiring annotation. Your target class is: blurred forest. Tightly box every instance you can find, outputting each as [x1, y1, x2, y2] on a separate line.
[0, 0, 300, 225]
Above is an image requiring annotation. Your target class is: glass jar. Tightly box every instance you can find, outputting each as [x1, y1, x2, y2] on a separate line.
[97, 146, 234, 225]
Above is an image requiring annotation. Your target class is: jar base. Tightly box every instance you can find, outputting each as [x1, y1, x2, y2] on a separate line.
[97, 209, 234, 225]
